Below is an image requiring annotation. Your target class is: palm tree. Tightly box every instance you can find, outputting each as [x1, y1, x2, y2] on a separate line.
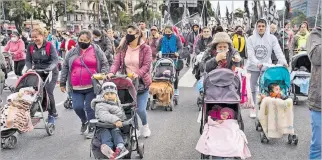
[134, 0, 149, 22]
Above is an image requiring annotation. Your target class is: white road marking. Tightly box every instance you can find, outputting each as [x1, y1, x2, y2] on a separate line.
[8, 71, 14, 76]
[55, 101, 65, 107]
[178, 67, 196, 87]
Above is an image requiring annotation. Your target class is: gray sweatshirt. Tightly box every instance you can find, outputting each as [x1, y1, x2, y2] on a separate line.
[246, 19, 287, 71]
[91, 96, 126, 123]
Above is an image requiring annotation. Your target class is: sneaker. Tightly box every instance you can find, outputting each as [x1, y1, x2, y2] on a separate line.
[141, 124, 151, 138]
[100, 144, 114, 158]
[47, 115, 56, 124]
[86, 127, 94, 139]
[113, 146, 129, 159]
[249, 109, 256, 118]
[81, 122, 88, 134]
[52, 113, 58, 118]
[174, 89, 179, 96]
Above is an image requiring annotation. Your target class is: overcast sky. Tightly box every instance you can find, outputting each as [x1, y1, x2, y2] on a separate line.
[210, 0, 285, 16]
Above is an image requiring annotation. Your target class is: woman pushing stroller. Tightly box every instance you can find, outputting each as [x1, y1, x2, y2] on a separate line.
[25, 27, 59, 124]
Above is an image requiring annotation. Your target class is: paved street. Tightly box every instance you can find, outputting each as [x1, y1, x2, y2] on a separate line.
[1, 67, 311, 160]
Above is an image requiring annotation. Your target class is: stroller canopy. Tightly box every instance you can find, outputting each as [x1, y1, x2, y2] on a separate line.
[109, 77, 137, 107]
[292, 52, 311, 72]
[260, 66, 290, 93]
[204, 68, 240, 104]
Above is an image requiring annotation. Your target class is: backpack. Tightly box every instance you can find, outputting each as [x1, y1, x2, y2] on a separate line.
[29, 42, 51, 56]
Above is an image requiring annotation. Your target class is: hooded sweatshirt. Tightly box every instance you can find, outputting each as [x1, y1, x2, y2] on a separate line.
[306, 27, 321, 111]
[246, 19, 287, 71]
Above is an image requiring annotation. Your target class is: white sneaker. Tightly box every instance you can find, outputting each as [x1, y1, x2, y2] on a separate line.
[141, 124, 151, 138]
[249, 109, 256, 118]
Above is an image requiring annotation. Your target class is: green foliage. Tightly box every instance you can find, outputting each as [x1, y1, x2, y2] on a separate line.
[3, 0, 34, 33]
[234, 8, 244, 18]
[291, 9, 307, 26]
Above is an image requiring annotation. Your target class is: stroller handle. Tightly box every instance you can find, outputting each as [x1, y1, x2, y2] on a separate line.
[34, 69, 51, 74]
[89, 118, 133, 129]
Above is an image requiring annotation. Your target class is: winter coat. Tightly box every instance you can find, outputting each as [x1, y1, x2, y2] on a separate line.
[306, 28, 321, 112]
[91, 97, 126, 124]
[202, 45, 241, 73]
[246, 19, 287, 71]
[93, 35, 114, 66]
[195, 37, 212, 55]
[110, 43, 152, 87]
[4, 39, 26, 61]
[187, 31, 199, 54]
[59, 44, 109, 92]
[156, 34, 183, 55]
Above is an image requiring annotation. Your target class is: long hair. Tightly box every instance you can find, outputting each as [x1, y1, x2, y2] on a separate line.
[118, 26, 143, 52]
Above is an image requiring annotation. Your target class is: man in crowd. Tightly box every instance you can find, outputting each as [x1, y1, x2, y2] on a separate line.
[139, 21, 150, 41]
[186, 24, 200, 67]
[92, 29, 114, 67]
[306, 25, 321, 160]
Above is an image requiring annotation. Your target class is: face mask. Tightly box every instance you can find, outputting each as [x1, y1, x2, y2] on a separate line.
[93, 38, 100, 42]
[236, 31, 243, 35]
[78, 42, 90, 49]
[165, 34, 172, 39]
[126, 34, 136, 43]
[11, 37, 18, 42]
[216, 49, 228, 53]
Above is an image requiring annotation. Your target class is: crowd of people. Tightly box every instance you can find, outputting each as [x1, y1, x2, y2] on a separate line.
[0, 18, 320, 159]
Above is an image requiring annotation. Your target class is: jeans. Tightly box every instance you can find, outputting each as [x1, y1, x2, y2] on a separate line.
[13, 60, 25, 76]
[71, 88, 96, 124]
[174, 71, 179, 89]
[136, 90, 149, 126]
[100, 128, 124, 149]
[310, 110, 321, 160]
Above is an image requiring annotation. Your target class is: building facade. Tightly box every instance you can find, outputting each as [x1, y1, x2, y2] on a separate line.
[291, 0, 320, 17]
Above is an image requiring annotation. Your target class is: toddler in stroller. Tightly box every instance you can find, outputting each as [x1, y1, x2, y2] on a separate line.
[255, 66, 298, 144]
[90, 82, 129, 159]
[90, 75, 144, 159]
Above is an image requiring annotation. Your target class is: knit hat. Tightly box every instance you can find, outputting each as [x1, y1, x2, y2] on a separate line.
[92, 29, 102, 37]
[220, 107, 235, 119]
[101, 82, 118, 95]
[212, 32, 232, 45]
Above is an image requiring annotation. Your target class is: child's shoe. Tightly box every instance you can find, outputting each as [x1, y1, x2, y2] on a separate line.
[100, 144, 114, 158]
[47, 115, 56, 124]
[113, 146, 129, 159]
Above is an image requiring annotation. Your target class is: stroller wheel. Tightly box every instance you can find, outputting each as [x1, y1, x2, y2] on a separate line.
[288, 134, 299, 145]
[150, 100, 156, 110]
[260, 132, 269, 143]
[4, 135, 17, 149]
[169, 106, 173, 111]
[137, 143, 144, 159]
[293, 135, 299, 145]
[46, 123, 55, 136]
[173, 98, 178, 106]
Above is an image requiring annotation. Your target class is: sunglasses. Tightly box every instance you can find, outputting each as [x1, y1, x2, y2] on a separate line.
[151, 29, 157, 31]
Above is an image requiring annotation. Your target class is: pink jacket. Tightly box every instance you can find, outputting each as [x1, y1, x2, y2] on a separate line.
[110, 43, 152, 87]
[4, 39, 26, 61]
[196, 118, 251, 159]
[71, 46, 97, 87]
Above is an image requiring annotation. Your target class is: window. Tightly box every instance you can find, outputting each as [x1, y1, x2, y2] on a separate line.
[81, 15, 83, 21]
[74, 14, 78, 21]
[67, 14, 70, 21]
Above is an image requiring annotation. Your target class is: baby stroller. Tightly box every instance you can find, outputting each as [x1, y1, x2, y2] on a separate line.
[90, 75, 144, 159]
[147, 58, 177, 111]
[1, 70, 55, 149]
[254, 66, 298, 144]
[290, 52, 311, 105]
[0, 52, 14, 93]
[199, 68, 244, 159]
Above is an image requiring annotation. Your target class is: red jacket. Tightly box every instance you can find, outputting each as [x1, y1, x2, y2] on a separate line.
[60, 39, 76, 51]
[109, 43, 152, 87]
[172, 26, 186, 44]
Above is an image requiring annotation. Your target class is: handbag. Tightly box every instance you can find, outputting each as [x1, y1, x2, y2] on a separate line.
[174, 57, 184, 71]
[80, 57, 102, 95]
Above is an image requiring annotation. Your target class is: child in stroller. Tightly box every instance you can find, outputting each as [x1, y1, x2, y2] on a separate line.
[91, 82, 129, 159]
[197, 104, 251, 159]
[255, 66, 298, 144]
[90, 75, 144, 159]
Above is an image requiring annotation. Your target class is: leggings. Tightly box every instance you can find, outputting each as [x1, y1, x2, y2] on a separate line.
[41, 68, 59, 115]
[14, 60, 25, 76]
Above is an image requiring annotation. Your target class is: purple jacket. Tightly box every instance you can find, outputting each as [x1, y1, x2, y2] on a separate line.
[110, 43, 152, 87]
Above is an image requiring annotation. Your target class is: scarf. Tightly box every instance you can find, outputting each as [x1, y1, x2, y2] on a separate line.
[269, 92, 282, 98]
[161, 34, 177, 54]
[232, 34, 245, 53]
